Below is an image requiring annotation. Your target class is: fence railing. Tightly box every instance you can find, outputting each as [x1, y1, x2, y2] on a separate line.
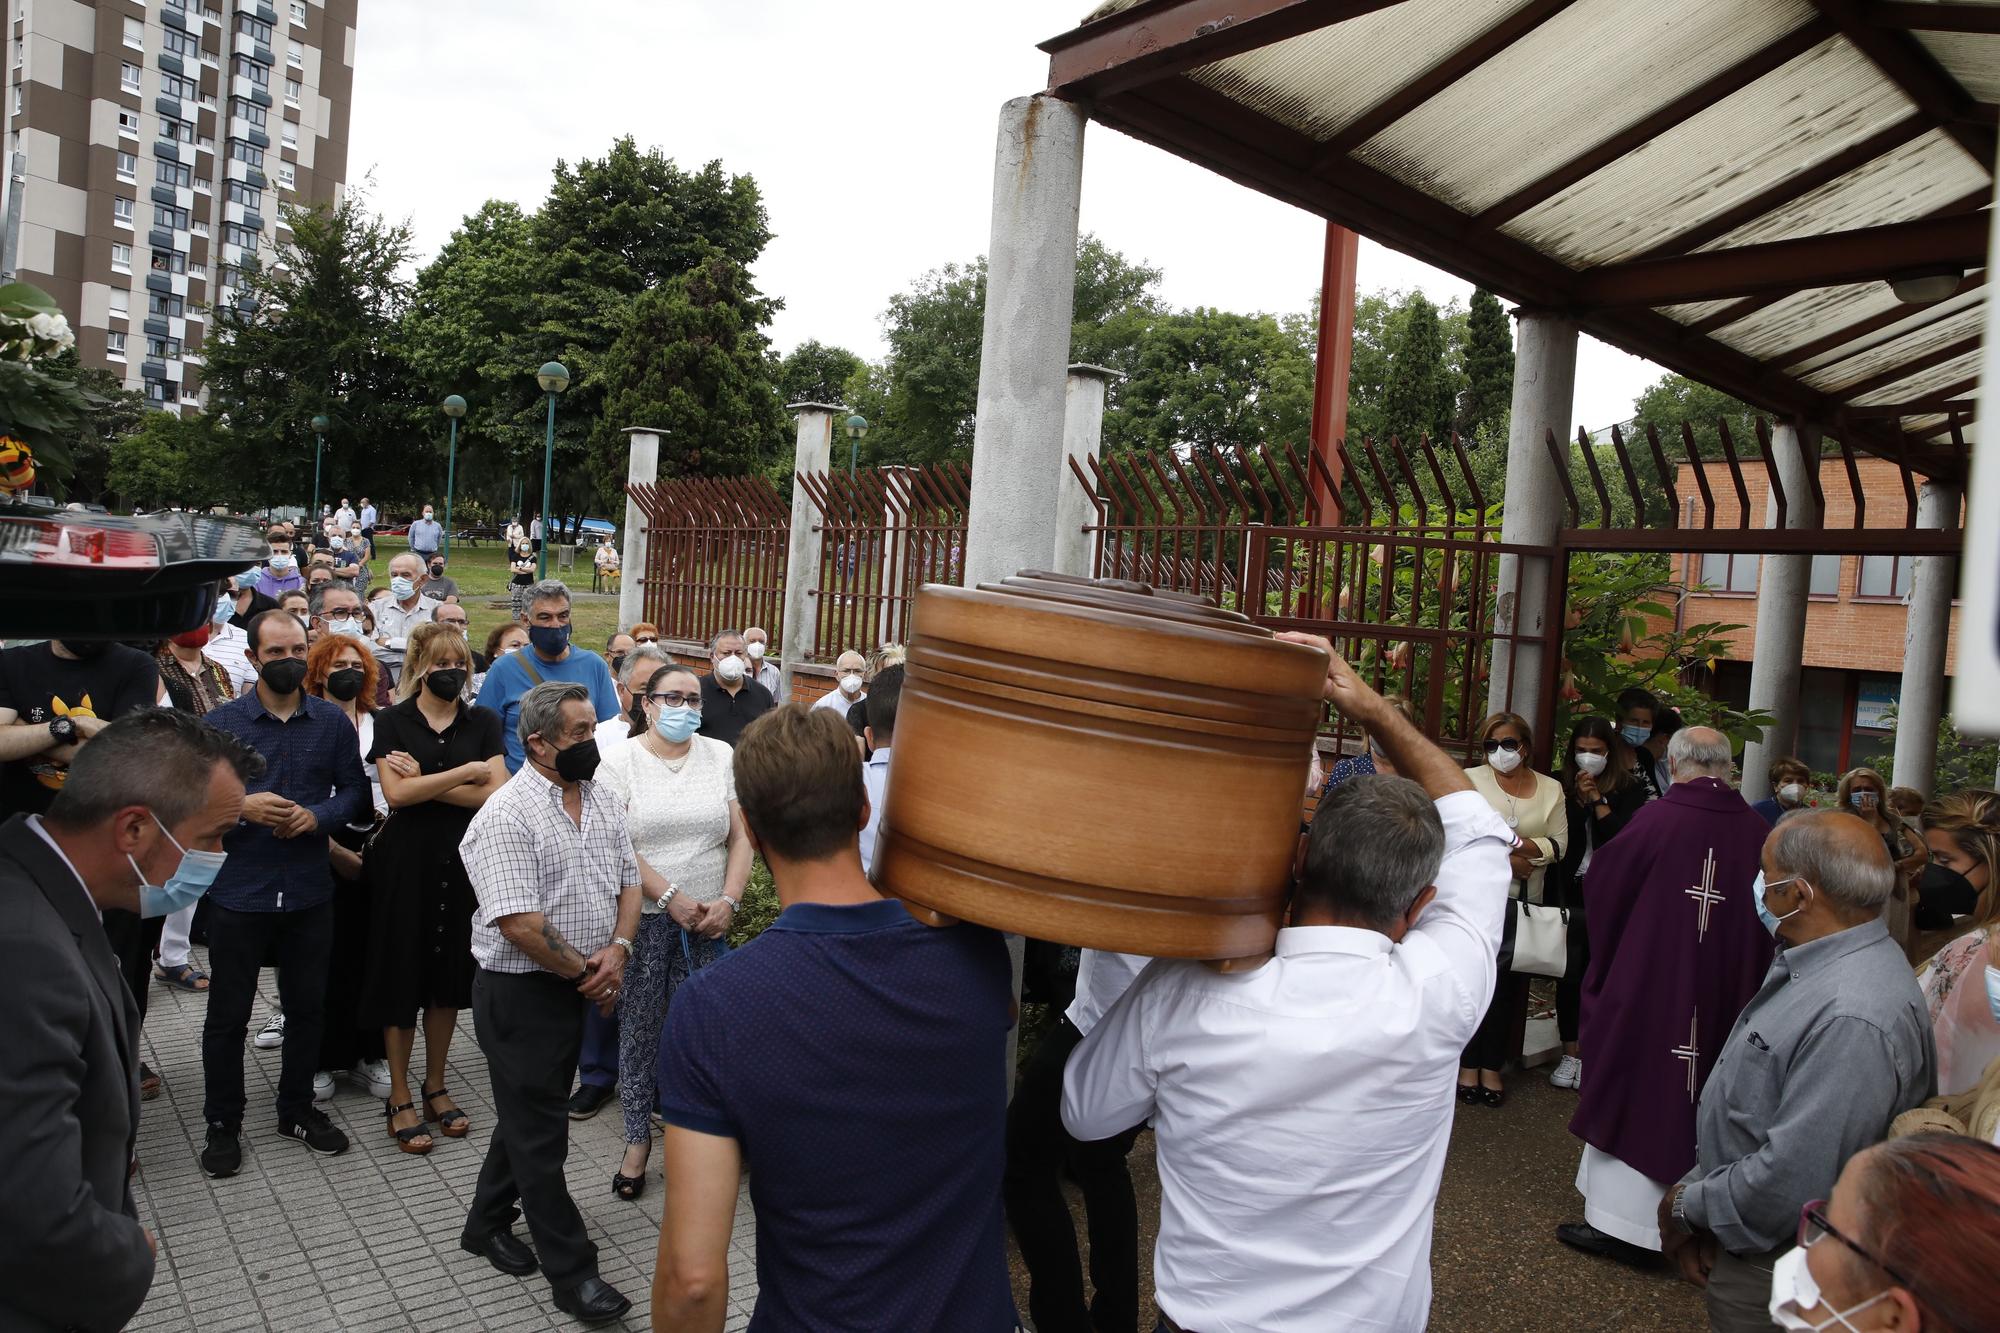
[626, 475, 789, 647]
[795, 461, 971, 658]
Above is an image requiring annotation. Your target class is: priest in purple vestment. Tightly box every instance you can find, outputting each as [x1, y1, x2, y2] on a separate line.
[1557, 727, 1776, 1258]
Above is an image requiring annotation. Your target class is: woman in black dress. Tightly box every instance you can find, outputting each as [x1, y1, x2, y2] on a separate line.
[360, 621, 506, 1154]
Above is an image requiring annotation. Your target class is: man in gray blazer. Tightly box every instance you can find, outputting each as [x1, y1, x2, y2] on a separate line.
[0, 708, 262, 1332]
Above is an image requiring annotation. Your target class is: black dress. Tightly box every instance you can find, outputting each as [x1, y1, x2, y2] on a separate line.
[357, 697, 503, 1028]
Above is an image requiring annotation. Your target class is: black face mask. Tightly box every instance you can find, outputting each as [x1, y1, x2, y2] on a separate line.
[424, 668, 466, 701]
[62, 640, 113, 661]
[324, 667, 365, 701]
[549, 737, 601, 783]
[608, 653, 626, 677]
[429, 564, 446, 579]
[1918, 861, 1979, 919]
[260, 657, 309, 695]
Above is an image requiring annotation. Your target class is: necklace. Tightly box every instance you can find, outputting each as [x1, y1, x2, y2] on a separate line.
[648, 738, 693, 773]
[1502, 789, 1520, 828]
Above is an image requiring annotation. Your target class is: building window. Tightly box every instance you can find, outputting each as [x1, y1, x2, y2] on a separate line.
[1809, 553, 1841, 598]
[123, 17, 144, 49]
[148, 292, 185, 318]
[277, 161, 295, 189]
[160, 71, 197, 101]
[162, 27, 201, 60]
[228, 139, 264, 166]
[232, 98, 268, 129]
[160, 116, 196, 145]
[280, 121, 297, 148]
[154, 203, 189, 229]
[284, 76, 301, 106]
[106, 331, 127, 358]
[191, 218, 209, 237]
[1857, 555, 1914, 600]
[112, 196, 135, 225]
[115, 150, 137, 182]
[290, 1, 307, 24]
[151, 249, 187, 274]
[1698, 553, 1759, 595]
[117, 109, 140, 137]
[146, 380, 171, 404]
[232, 55, 269, 87]
[223, 221, 259, 248]
[193, 176, 212, 194]
[121, 62, 142, 93]
[111, 242, 132, 272]
[237, 15, 274, 45]
[12, 86, 22, 116]
[286, 39, 303, 67]
[109, 290, 129, 318]
[158, 160, 192, 188]
[12, 37, 21, 68]
[165, 0, 187, 10]
[147, 334, 183, 358]
[226, 180, 262, 208]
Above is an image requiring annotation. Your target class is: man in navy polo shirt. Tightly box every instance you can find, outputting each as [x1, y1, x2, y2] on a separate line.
[652, 704, 1017, 1332]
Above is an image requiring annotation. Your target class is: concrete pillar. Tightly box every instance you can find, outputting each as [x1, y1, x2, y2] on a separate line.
[963, 94, 1086, 591]
[1892, 480, 1962, 796]
[780, 404, 839, 700]
[617, 428, 661, 632]
[1485, 313, 1577, 736]
[1052, 364, 1119, 578]
[1741, 422, 1822, 801]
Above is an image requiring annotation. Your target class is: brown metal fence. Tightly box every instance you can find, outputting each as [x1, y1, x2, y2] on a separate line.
[795, 461, 971, 658]
[626, 475, 789, 647]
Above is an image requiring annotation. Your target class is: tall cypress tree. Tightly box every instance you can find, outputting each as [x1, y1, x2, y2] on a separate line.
[1458, 288, 1514, 443]
[1381, 292, 1456, 445]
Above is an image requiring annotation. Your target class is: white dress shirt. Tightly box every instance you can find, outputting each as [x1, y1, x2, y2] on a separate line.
[1063, 790, 1511, 1332]
[1065, 949, 1150, 1037]
[858, 746, 891, 879]
[203, 620, 257, 697]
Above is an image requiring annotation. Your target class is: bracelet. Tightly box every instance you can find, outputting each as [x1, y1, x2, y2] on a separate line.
[612, 936, 634, 959]
[721, 894, 739, 913]
[655, 884, 677, 911]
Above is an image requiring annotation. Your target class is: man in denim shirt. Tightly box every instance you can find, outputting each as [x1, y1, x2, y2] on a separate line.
[196, 611, 369, 1180]
[1659, 810, 1935, 1331]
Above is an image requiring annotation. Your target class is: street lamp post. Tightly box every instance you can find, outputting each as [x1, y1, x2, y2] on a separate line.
[845, 413, 869, 475]
[309, 413, 329, 524]
[440, 394, 466, 559]
[535, 361, 569, 580]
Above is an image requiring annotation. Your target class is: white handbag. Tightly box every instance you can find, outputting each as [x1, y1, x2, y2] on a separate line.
[1501, 896, 1569, 978]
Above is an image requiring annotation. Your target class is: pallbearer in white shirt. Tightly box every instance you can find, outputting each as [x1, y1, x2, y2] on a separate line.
[1062, 640, 1513, 1332]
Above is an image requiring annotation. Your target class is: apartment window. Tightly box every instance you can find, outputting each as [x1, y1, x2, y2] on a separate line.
[123, 17, 143, 49]
[147, 335, 182, 359]
[1698, 553, 1759, 595]
[1809, 553, 1842, 598]
[223, 222, 259, 248]
[145, 380, 170, 404]
[117, 110, 140, 137]
[160, 116, 195, 145]
[187, 262, 207, 281]
[290, 1, 307, 23]
[109, 290, 129, 318]
[148, 292, 184, 318]
[284, 76, 301, 106]
[1857, 555, 1915, 600]
[191, 218, 209, 237]
[193, 175, 212, 193]
[165, 0, 187, 10]
[12, 86, 21, 116]
[120, 62, 142, 93]
[106, 331, 127, 358]
[226, 180, 262, 208]
[233, 98, 267, 129]
[162, 27, 201, 60]
[158, 159, 192, 188]
[115, 150, 137, 182]
[111, 242, 132, 273]
[160, 71, 197, 101]
[151, 249, 187, 274]
[280, 121, 297, 148]
[237, 15, 273, 45]
[228, 139, 264, 166]
[277, 162, 295, 189]
[154, 202, 190, 230]
[232, 55, 269, 87]
[112, 196, 135, 225]
[12, 37, 21, 69]
[287, 39, 303, 68]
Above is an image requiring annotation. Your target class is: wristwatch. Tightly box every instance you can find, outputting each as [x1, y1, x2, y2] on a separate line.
[611, 936, 635, 960]
[721, 894, 739, 914]
[47, 716, 76, 745]
[1668, 1183, 1693, 1235]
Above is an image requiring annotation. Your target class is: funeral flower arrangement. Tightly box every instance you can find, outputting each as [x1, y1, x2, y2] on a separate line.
[0, 281, 100, 496]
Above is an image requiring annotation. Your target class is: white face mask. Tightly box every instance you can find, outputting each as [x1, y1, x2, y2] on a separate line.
[715, 654, 746, 684]
[1779, 782, 1805, 805]
[1768, 1244, 1891, 1331]
[1487, 746, 1523, 776]
[746, 642, 765, 660]
[1573, 751, 1608, 776]
[838, 672, 864, 696]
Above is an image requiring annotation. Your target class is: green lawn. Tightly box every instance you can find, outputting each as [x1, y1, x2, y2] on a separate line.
[375, 535, 626, 653]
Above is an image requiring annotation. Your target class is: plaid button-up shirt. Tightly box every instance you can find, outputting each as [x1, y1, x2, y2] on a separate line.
[461, 762, 639, 974]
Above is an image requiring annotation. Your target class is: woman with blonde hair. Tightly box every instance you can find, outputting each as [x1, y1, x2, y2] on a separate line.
[358, 621, 507, 1153]
[1839, 767, 1929, 947]
[1913, 790, 2000, 1097]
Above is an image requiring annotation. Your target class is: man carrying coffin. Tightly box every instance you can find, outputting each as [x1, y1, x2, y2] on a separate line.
[1558, 726, 1775, 1260]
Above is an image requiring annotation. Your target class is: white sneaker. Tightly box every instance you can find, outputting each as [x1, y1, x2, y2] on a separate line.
[354, 1059, 392, 1100]
[312, 1070, 336, 1104]
[1549, 1054, 1582, 1090]
[253, 1012, 286, 1050]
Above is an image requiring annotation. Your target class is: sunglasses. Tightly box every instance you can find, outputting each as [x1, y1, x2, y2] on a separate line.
[634, 635, 659, 644]
[645, 691, 701, 710]
[1481, 738, 1524, 754]
[1797, 1200, 1918, 1293]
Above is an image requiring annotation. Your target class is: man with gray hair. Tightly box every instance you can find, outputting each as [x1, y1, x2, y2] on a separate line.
[1559, 725, 1775, 1265]
[476, 579, 621, 773]
[371, 550, 440, 683]
[697, 627, 773, 747]
[594, 643, 670, 756]
[1659, 810, 1935, 1330]
[1063, 638, 1513, 1330]
[459, 680, 641, 1324]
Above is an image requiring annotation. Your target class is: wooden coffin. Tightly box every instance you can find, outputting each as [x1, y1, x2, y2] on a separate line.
[876, 571, 1328, 960]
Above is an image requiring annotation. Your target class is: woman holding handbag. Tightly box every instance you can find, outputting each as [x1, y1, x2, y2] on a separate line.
[1459, 711, 1565, 1107]
[1543, 717, 1647, 1093]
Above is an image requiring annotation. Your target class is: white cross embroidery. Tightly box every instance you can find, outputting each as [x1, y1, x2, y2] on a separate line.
[1672, 1012, 1701, 1102]
[1686, 848, 1724, 942]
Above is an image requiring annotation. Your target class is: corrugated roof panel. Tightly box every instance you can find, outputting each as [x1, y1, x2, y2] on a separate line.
[1916, 31, 2000, 103]
[1706, 281, 1901, 360]
[1499, 37, 1908, 267]
[1899, 413, 1953, 437]
[1695, 130, 1988, 252]
[1801, 303, 1986, 395]
[1656, 296, 1748, 326]
[1353, 0, 1817, 215]
[1791, 282, 1987, 377]
[1850, 348, 1983, 406]
[1188, 0, 1527, 144]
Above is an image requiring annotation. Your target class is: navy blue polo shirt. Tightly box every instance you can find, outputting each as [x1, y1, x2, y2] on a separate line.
[659, 898, 1016, 1331]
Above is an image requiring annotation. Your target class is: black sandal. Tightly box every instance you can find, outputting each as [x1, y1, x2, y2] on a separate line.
[385, 1100, 433, 1154]
[612, 1169, 645, 1201]
[422, 1085, 470, 1139]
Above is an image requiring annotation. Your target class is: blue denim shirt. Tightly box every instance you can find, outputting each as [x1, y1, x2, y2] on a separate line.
[202, 691, 369, 913]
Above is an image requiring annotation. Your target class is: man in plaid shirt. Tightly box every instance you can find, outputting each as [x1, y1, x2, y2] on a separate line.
[457, 681, 642, 1326]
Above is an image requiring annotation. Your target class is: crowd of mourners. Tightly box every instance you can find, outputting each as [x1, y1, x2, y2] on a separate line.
[2, 501, 1998, 1333]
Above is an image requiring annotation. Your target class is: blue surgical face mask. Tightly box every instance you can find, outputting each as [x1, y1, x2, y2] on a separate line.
[134, 813, 228, 918]
[528, 623, 570, 656]
[268, 553, 296, 573]
[389, 576, 416, 601]
[1756, 871, 1812, 938]
[653, 704, 700, 744]
[325, 615, 363, 638]
[1620, 724, 1652, 746]
[213, 593, 235, 624]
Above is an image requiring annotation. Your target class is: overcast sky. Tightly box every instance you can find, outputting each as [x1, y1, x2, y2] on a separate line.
[349, 0, 1664, 433]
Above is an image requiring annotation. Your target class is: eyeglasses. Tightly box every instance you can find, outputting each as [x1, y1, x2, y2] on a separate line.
[645, 691, 701, 710]
[634, 635, 659, 644]
[1481, 738, 1524, 754]
[1797, 1200, 1918, 1292]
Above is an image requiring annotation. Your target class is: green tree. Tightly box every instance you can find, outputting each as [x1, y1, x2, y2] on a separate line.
[596, 255, 786, 487]
[1457, 288, 1512, 441]
[1380, 291, 1457, 446]
[1101, 308, 1313, 462]
[35, 356, 151, 505]
[776, 339, 865, 409]
[108, 411, 243, 510]
[1630, 373, 1760, 460]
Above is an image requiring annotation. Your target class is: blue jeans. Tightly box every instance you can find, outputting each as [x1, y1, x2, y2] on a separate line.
[578, 1001, 618, 1091]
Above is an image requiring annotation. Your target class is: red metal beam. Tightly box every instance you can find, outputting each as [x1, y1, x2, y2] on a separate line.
[1471, 19, 1836, 229]
[1811, 0, 1999, 165]
[1040, 0, 1411, 100]
[1868, 2, 2000, 34]
[1307, 223, 1359, 522]
[1575, 211, 1991, 308]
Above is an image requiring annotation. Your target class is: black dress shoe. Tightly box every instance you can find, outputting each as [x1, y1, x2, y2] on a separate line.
[1556, 1221, 1655, 1265]
[552, 1276, 632, 1324]
[567, 1083, 614, 1120]
[461, 1229, 539, 1277]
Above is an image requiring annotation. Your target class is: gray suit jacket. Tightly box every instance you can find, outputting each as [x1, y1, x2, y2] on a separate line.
[0, 815, 154, 1331]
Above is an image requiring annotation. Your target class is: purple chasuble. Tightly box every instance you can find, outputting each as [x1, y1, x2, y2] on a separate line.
[1568, 778, 1775, 1184]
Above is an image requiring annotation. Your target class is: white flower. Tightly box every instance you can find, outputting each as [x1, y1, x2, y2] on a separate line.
[27, 312, 58, 340]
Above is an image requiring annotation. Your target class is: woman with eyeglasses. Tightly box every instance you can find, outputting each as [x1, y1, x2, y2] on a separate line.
[1458, 711, 1565, 1106]
[1542, 715, 1647, 1092]
[1769, 1132, 2000, 1331]
[595, 662, 754, 1200]
[1840, 767, 1929, 951]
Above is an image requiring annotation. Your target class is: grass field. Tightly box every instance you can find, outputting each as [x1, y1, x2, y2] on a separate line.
[373, 535, 627, 654]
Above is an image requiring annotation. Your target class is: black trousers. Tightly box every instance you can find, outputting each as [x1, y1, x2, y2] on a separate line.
[317, 862, 384, 1073]
[101, 908, 165, 1028]
[1464, 969, 1529, 1073]
[1003, 1016, 1141, 1333]
[1556, 898, 1590, 1046]
[464, 969, 598, 1288]
[203, 900, 334, 1126]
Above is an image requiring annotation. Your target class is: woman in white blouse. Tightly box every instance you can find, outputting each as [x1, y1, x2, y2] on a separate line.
[1457, 710, 1565, 1107]
[596, 662, 754, 1200]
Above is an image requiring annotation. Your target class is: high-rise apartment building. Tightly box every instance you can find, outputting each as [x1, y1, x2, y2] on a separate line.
[2, 0, 355, 408]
